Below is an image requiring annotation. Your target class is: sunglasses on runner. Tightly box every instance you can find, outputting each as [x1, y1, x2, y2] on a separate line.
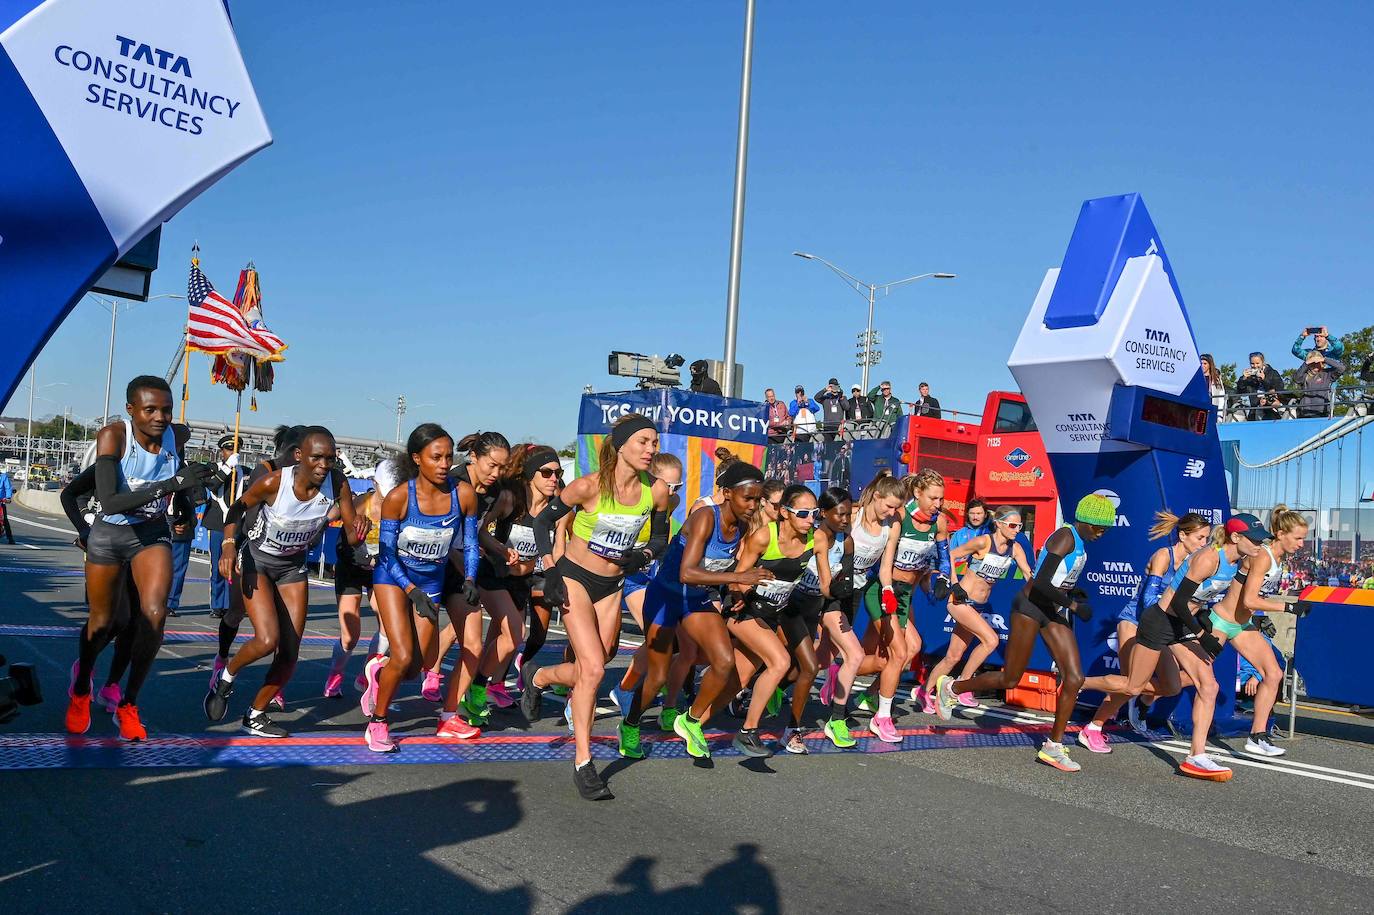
[651, 475, 684, 494]
[537, 467, 564, 480]
[783, 506, 819, 519]
[997, 519, 1022, 530]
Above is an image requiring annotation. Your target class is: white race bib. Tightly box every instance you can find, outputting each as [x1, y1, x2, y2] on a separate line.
[260, 516, 326, 557]
[587, 513, 648, 560]
[398, 525, 455, 564]
[894, 537, 936, 573]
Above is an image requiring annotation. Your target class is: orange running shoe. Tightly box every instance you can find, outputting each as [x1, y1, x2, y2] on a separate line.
[65, 693, 92, 735]
[116, 704, 148, 741]
[436, 713, 481, 740]
[1179, 754, 1233, 782]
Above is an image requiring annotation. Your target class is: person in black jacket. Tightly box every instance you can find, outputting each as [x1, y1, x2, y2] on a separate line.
[688, 360, 722, 396]
[912, 382, 942, 418]
[846, 384, 875, 421]
[202, 435, 237, 618]
[1234, 352, 1286, 421]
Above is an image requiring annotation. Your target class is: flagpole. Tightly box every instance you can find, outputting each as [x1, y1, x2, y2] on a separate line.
[229, 389, 243, 500]
[183, 243, 199, 424]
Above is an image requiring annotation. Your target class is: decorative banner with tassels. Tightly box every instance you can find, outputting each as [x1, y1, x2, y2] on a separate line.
[186, 247, 286, 410]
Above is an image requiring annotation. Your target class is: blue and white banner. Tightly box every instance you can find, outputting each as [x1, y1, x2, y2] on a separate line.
[579, 389, 770, 444]
[0, 0, 271, 408]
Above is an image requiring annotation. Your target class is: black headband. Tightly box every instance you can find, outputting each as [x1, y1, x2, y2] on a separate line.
[522, 446, 560, 480]
[717, 461, 764, 489]
[610, 413, 656, 450]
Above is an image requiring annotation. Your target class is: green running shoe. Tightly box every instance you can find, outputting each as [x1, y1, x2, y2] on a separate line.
[854, 690, 877, 715]
[766, 687, 785, 718]
[659, 706, 680, 732]
[551, 684, 570, 697]
[824, 718, 857, 748]
[673, 714, 710, 759]
[462, 685, 491, 723]
[618, 722, 645, 759]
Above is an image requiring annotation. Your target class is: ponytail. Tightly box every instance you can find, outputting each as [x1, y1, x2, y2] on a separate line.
[1270, 503, 1309, 537]
[1149, 509, 1211, 543]
[858, 470, 903, 508]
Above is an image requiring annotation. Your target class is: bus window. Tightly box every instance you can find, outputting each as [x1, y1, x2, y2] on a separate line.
[993, 399, 1037, 434]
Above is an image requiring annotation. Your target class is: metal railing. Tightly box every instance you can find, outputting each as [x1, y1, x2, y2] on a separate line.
[1217, 381, 1374, 423]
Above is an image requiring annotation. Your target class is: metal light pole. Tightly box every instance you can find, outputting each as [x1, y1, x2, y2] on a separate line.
[721, 0, 756, 400]
[24, 366, 34, 491]
[793, 252, 956, 392]
[395, 394, 406, 444]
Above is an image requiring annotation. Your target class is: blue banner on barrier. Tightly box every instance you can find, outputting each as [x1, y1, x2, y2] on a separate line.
[578, 390, 769, 443]
[1294, 603, 1374, 707]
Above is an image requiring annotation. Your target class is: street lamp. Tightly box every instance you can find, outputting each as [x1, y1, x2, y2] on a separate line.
[369, 395, 433, 443]
[793, 252, 955, 392]
[20, 369, 67, 490]
[89, 292, 186, 427]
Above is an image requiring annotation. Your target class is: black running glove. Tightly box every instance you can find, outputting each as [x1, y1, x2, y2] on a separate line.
[1199, 631, 1224, 659]
[1069, 587, 1093, 622]
[460, 578, 481, 607]
[950, 581, 970, 604]
[408, 588, 439, 622]
[617, 548, 652, 575]
[542, 564, 568, 608]
[1291, 600, 1313, 619]
[1256, 615, 1277, 639]
[931, 576, 951, 602]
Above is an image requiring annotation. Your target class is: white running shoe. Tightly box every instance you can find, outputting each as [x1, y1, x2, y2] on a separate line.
[1242, 734, 1286, 758]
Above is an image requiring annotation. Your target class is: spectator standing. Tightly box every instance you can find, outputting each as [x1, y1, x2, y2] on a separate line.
[911, 382, 942, 418]
[1200, 354, 1229, 418]
[869, 380, 903, 425]
[814, 377, 847, 441]
[689, 359, 723, 395]
[789, 384, 820, 441]
[1235, 352, 1286, 421]
[763, 388, 792, 443]
[201, 434, 236, 617]
[846, 384, 875, 422]
[1295, 349, 1346, 418]
[0, 469, 15, 544]
[1292, 326, 1344, 364]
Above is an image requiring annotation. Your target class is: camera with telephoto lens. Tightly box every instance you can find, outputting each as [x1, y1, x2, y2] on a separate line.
[0, 654, 43, 724]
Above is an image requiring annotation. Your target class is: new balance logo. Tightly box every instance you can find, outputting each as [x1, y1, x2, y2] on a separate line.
[1183, 458, 1205, 478]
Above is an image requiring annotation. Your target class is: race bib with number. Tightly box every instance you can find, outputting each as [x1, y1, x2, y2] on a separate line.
[398, 525, 456, 565]
[260, 516, 327, 557]
[894, 537, 936, 573]
[754, 577, 798, 608]
[587, 513, 649, 560]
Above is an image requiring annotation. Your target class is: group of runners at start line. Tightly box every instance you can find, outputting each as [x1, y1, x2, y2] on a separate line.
[61, 379, 1311, 800]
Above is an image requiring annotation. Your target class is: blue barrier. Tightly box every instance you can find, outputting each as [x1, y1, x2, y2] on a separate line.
[1293, 600, 1374, 707]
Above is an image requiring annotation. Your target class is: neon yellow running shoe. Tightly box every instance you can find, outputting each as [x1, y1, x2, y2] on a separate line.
[673, 714, 710, 759]
[659, 706, 680, 732]
[854, 690, 877, 714]
[618, 722, 646, 759]
[766, 687, 785, 718]
[824, 718, 857, 748]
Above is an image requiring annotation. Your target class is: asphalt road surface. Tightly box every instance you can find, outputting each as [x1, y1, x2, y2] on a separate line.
[2, 502, 1373, 914]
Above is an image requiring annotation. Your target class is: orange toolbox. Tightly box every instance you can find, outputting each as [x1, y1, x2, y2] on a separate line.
[1005, 669, 1059, 712]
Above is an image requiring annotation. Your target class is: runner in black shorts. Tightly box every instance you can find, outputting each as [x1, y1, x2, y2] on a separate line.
[324, 484, 381, 697]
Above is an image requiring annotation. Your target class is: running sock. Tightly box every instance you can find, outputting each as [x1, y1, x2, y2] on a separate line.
[247, 707, 266, 719]
[575, 758, 592, 770]
[473, 673, 490, 687]
[330, 639, 351, 675]
[878, 694, 894, 718]
[1084, 722, 1102, 733]
[220, 669, 236, 684]
[370, 714, 387, 723]
[829, 700, 846, 722]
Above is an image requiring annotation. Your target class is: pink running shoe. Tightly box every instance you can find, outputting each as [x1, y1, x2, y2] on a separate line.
[818, 663, 840, 707]
[209, 655, 227, 691]
[360, 655, 385, 718]
[868, 715, 901, 744]
[365, 719, 396, 752]
[956, 691, 980, 709]
[68, 660, 91, 698]
[421, 668, 442, 703]
[917, 687, 937, 716]
[436, 713, 480, 740]
[1076, 726, 1112, 754]
[270, 692, 285, 711]
[323, 672, 344, 698]
[354, 656, 376, 694]
[486, 682, 515, 709]
[96, 683, 122, 714]
[514, 652, 525, 690]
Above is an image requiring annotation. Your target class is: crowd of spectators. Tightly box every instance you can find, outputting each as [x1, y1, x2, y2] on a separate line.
[1207, 326, 1374, 422]
[1281, 548, 1374, 591]
[763, 379, 943, 443]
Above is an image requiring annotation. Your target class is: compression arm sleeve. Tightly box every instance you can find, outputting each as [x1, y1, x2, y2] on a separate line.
[644, 509, 670, 560]
[463, 512, 480, 581]
[935, 539, 952, 580]
[1029, 552, 1074, 608]
[223, 500, 247, 531]
[378, 519, 415, 591]
[1167, 576, 1204, 634]
[93, 455, 170, 515]
[533, 496, 573, 559]
[60, 467, 96, 538]
[1140, 573, 1168, 609]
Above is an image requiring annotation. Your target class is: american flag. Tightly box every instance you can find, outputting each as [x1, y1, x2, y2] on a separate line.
[185, 261, 286, 361]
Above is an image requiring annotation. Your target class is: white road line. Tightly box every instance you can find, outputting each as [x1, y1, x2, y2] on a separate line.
[21, 543, 40, 550]
[1158, 739, 1374, 788]
[0, 860, 58, 884]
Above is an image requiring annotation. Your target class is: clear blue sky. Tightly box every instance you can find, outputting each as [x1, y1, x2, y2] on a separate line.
[10, 1, 1372, 445]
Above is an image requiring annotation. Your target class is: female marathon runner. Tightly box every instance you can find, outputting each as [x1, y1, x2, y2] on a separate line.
[1098, 513, 1270, 781]
[623, 460, 773, 760]
[67, 376, 208, 740]
[324, 484, 382, 697]
[848, 473, 908, 742]
[614, 452, 684, 713]
[206, 426, 364, 737]
[1077, 511, 1210, 751]
[439, 432, 514, 725]
[936, 495, 1109, 772]
[464, 443, 556, 713]
[922, 505, 1034, 715]
[1210, 505, 1308, 759]
[732, 484, 818, 754]
[512, 449, 576, 695]
[523, 413, 672, 800]
[888, 470, 954, 716]
[363, 424, 482, 751]
[802, 488, 861, 748]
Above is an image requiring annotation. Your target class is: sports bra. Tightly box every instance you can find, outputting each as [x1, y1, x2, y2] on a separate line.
[654, 503, 743, 597]
[968, 536, 1016, 583]
[1036, 525, 1086, 589]
[571, 474, 655, 561]
[392, 479, 463, 574]
[245, 464, 337, 557]
[750, 523, 814, 611]
[894, 502, 939, 573]
[1256, 545, 1283, 598]
[1170, 545, 1239, 607]
[101, 418, 180, 525]
[797, 530, 846, 595]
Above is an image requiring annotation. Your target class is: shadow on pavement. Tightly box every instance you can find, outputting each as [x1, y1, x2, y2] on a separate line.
[566, 843, 780, 915]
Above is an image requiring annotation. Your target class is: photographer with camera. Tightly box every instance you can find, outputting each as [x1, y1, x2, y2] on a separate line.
[1292, 325, 1345, 364]
[1235, 351, 1286, 421]
[1295, 347, 1347, 418]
